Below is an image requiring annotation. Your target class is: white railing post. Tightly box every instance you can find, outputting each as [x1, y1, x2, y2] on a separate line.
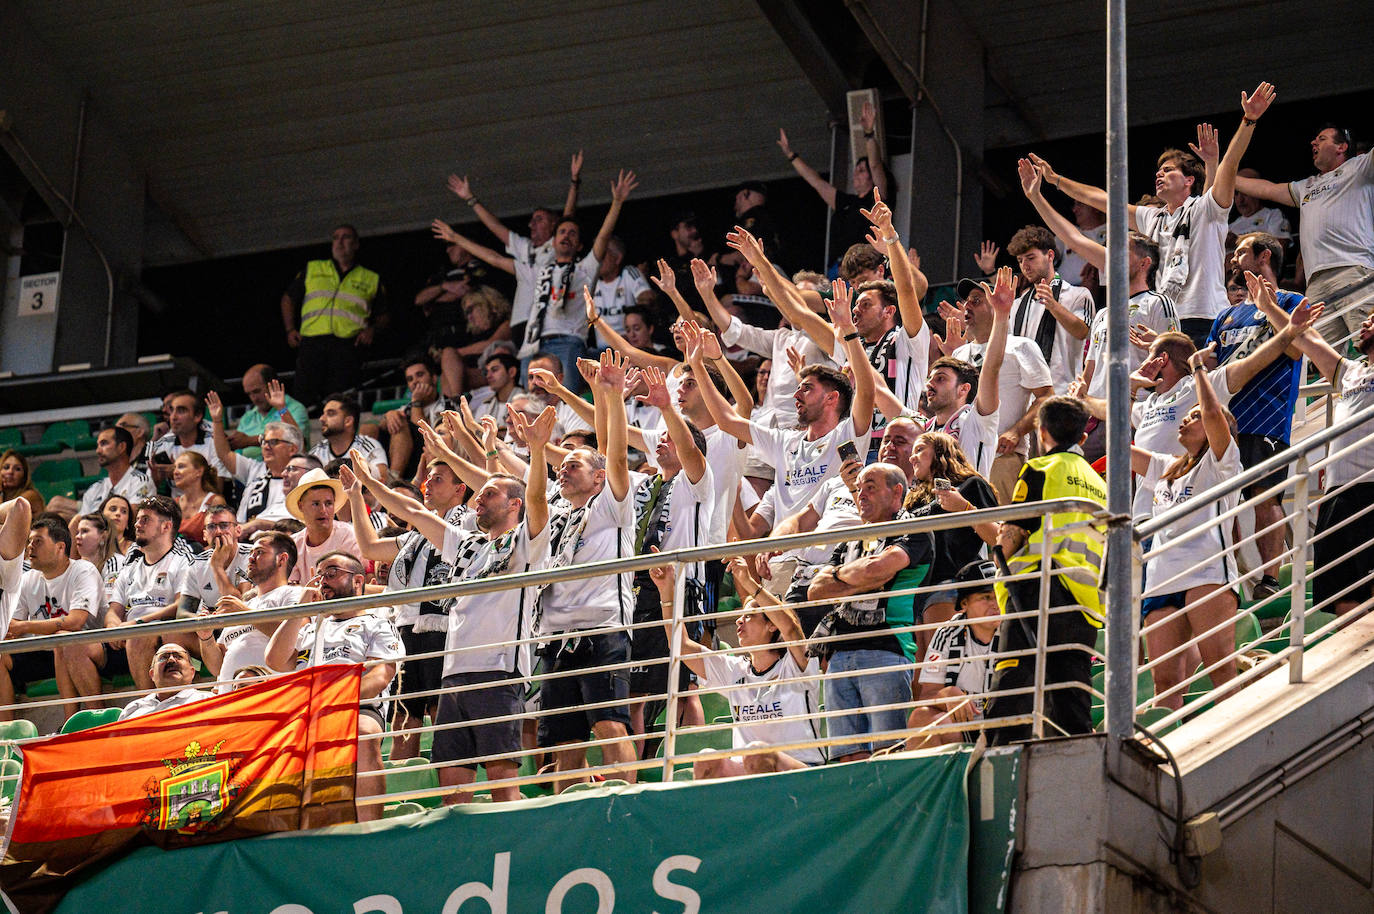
[1032, 508, 1053, 739]
[1289, 454, 1310, 684]
[661, 561, 687, 782]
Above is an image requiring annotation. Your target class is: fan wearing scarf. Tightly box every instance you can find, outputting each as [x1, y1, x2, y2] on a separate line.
[524, 347, 636, 791]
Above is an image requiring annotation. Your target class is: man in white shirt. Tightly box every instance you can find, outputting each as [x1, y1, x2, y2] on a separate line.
[467, 352, 525, 432]
[177, 506, 253, 615]
[266, 551, 402, 822]
[117, 643, 211, 721]
[951, 275, 1054, 502]
[105, 496, 198, 690]
[345, 458, 468, 761]
[696, 281, 876, 523]
[379, 355, 457, 478]
[915, 267, 1013, 479]
[1033, 81, 1276, 345]
[524, 351, 639, 787]
[147, 390, 230, 497]
[207, 391, 303, 535]
[77, 427, 155, 515]
[308, 395, 388, 476]
[2, 516, 105, 720]
[1005, 224, 1094, 392]
[1236, 124, 1374, 347]
[196, 530, 300, 691]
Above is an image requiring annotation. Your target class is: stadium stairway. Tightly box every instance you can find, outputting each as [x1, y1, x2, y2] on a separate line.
[1006, 610, 1374, 913]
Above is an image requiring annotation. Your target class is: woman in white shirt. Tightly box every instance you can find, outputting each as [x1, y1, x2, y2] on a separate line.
[651, 558, 823, 778]
[1132, 346, 1243, 710]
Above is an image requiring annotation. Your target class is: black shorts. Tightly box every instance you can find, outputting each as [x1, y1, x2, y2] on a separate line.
[395, 626, 446, 720]
[1314, 481, 1374, 610]
[1237, 433, 1289, 499]
[537, 632, 632, 747]
[1180, 318, 1215, 350]
[8, 650, 54, 691]
[629, 580, 693, 696]
[99, 644, 129, 677]
[432, 671, 524, 768]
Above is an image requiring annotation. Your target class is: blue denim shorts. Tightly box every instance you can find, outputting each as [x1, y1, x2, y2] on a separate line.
[825, 649, 912, 758]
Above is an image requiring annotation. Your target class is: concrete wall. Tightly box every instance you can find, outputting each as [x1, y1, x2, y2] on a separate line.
[0, 5, 144, 375]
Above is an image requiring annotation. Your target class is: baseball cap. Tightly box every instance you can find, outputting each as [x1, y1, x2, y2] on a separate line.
[955, 277, 985, 301]
[953, 559, 998, 593]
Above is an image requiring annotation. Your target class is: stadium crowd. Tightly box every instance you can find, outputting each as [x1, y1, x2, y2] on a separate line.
[0, 80, 1371, 797]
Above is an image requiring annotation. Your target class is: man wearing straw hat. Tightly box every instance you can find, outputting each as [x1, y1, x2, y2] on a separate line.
[284, 468, 360, 583]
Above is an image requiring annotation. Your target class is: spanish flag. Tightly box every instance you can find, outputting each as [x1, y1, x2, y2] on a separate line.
[0, 663, 361, 914]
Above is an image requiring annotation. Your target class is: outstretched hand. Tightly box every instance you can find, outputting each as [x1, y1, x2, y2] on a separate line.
[638, 366, 672, 410]
[776, 128, 793, 158]
[1241, 81, 1276, 122]
[689, 258, 717, 294]
[515, 405, 558, 451]
[583, 285, 599, 326]
[446, 174, 473, 200]
[595, 348, 629, 391]
[981, 266, 1017, 317]
[205, 390, 224, 424]
[859, 188, 894, 233]
[974, 240, 999, 274]
[1017, 158, 1042, 197]
[1025, 154, 1058, 187]
[825, 278, 856, 333]
[651, 258, 677, 294]
[1189, 123, 1219, 165]
[611, 169, 639, 203]
[1288, 297, 1324, 335]
[431, 218, 460, 244]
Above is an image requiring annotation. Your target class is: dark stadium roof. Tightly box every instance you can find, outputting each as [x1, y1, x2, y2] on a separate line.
[13, 0, 1374, 265]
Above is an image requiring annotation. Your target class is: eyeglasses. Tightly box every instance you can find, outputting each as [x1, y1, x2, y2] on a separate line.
[261, 438, 291, 449]
[204, 522, 236, 533]
[318, 566, 356, 580]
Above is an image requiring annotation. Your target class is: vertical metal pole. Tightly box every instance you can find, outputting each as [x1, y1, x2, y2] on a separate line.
[661, 562, 687, 782]
[1104, 0, 1136, 741]
[1288, 455, 1310, 683]
[824, 120, 839, 268]
[1032, 513, 1053, 739]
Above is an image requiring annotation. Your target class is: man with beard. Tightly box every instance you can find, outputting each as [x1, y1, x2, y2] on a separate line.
[105, 496, 198, 689]
[308, 394, 387, 476]
[267, 551, 402, 822]
[196, 530, 302, 690]
[206, 391, 303, 534]
[148, 390, 229, 497]
[76, 427, 155, 515]
[343, 457, 469, 762]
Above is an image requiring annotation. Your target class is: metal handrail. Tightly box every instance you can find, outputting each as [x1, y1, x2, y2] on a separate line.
[0, 497, 1106, 658]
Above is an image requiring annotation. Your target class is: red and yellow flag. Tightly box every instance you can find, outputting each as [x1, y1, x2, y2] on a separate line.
[1, 663, 361, 913]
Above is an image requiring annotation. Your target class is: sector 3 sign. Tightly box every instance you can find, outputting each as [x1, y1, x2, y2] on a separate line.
[18, 272, 60, 316]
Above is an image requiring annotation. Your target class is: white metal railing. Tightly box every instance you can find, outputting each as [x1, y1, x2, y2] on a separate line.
[0, 499, 1104, 808]
[1132, 396, 1374, 732]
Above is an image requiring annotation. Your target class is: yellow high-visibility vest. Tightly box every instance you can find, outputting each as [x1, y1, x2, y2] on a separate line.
[300, 260, 379, 339]
[996, 450, 1107, 625]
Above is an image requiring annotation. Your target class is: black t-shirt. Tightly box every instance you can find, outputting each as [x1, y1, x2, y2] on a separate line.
[907, 476, 999, 584]
[827, 527, 935, 658]
[829, 190, 877, 264]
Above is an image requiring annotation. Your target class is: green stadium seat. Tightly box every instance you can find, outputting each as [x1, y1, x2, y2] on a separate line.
[383, 757, 442, 808]
[60, 708, 122, 733]
[34, 479, 76, 501]
[30, 458, 83, 482]
[0, 758, 22, 804]
[371, 398, 411, 415]
[1234, 611, 1262, 650]
[0, 428, 23, 450]
[384, 801, 427, 818]
[0, 719, 38, 762]
[44, 420, 97, 451]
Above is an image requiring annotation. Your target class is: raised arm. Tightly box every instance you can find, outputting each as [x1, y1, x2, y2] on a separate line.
[340, 464, 403, 561]
[564, 150, 583, 217]
[590, 170, 638, 263]
[650, 258, 698, 326]
[1234, 174, 1293, 206]
[0, 497, 31, 561]
[416, 418, 490, 492]
[591, 349, 632, 500]
[777, 128, 838, 208]
[1221, 296, 1320, 391]
[350, 456, 449, 550]
[515, 407, 558, 538]
[859, 101, 889, 201]
[445, 174, 512, 246]
[683, 321, 753, 444]
[644, 366, 706, 484]
[1018, 158, 1105, 272]
[976, 267, 1014, 418]
[431, 219, 515, 276]
[1212, 82, 1277, 209]
[729, 557, 810, 669]
[689, 258, 734, 333]
[863, 190, 927, 333]
[697, 327, 755, 419]
[203, 391, 239, 477]
[825, 280, 873, 437]
[649, 561, 709, 676]
[727, 227, 837, 355]
[584, 286, 679, 372]
[1028, 154, 1140, 233]
[1189, 348, 1233, 460]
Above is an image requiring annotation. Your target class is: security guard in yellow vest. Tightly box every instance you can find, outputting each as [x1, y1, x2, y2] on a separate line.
[281, 224, 387, 408]
[985, 395, 1106, 744]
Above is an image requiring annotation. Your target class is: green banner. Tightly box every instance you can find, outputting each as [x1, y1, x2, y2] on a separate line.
[52, 752, 971, 914]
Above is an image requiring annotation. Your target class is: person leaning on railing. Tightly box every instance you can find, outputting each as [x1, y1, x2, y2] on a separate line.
[650, 558, 822, 779]
[980, 396, 1106, 744]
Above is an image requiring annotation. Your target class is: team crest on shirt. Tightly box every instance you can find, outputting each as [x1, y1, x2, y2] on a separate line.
[146, 739, 240, 835]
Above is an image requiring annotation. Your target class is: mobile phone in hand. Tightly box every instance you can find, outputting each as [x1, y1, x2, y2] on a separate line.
[837, 441, 859, 463]
[934, 477, 952, 491]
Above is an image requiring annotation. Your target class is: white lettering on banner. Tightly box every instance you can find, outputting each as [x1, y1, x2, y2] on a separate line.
[545, 868, 614, 914]
[652, 855, 703, 914]
[17, 272, 60, 317]
[441, 851, 509, 914]
[257, 852, 703, 914]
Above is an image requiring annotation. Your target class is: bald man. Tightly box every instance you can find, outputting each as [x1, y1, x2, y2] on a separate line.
[227, 364, 309, 459]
